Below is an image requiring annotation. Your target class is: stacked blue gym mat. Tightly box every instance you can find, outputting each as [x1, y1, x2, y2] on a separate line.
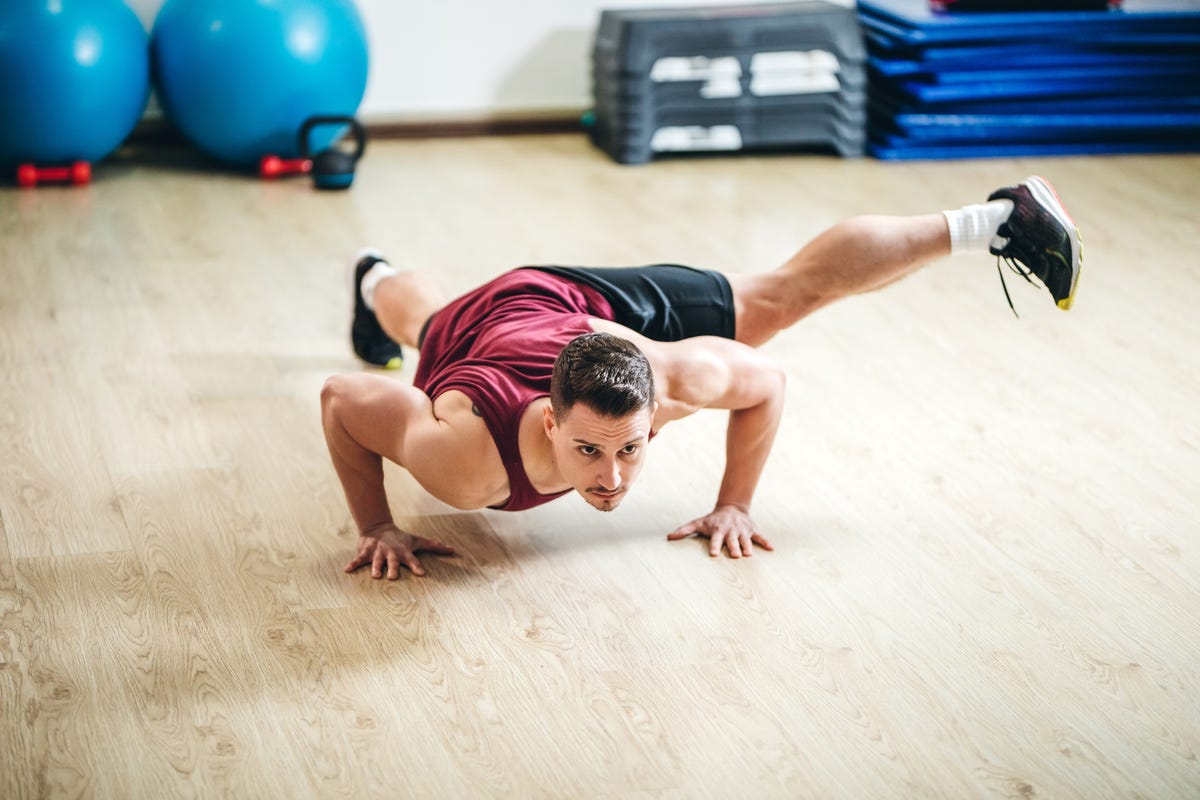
[589, 1, 867, 164]
[861, 0, 1200, 160]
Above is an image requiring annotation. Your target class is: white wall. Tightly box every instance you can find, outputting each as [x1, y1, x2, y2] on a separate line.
[129, 0, 852, 121]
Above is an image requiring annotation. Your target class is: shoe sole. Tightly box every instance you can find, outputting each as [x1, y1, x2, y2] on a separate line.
[1026, 175, 1082, 310]
[346, 248, 402, 370]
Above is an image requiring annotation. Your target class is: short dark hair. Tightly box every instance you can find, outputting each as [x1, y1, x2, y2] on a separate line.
[550, 333, 654, 423]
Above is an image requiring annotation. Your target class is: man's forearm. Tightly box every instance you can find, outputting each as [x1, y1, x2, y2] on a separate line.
[322, 406, 395, 534]
[715, 389, 783, 510]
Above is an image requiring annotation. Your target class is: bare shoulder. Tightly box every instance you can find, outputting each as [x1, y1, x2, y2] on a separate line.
[650, 338, 744, 419]
[428, 390, 495, 455]
[416, 390, 509, 508]
[323, 375, 506, 508]
[588, 318, 783, 424]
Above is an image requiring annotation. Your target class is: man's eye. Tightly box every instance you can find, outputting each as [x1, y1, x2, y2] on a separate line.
[621, 444, 639, 454]
[579, 446, 597, 456]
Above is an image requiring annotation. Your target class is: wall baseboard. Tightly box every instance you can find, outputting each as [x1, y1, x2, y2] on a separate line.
[368, 115, 584, 139]
[128, 111, 586, 146]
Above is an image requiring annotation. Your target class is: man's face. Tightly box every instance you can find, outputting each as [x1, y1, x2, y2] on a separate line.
[544, 401, 655, 512]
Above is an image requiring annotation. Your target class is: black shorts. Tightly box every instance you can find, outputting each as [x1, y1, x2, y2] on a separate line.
[528, 264, 736, 342]
[417, 263, 736, 349]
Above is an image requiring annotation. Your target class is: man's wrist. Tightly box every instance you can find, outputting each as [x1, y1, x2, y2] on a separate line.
[359, 517, 396, 536]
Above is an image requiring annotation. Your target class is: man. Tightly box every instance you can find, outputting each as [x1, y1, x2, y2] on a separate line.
[321, 176, 1080, 579]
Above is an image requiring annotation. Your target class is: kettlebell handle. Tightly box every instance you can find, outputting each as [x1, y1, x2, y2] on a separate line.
[299, 116, 366, 161]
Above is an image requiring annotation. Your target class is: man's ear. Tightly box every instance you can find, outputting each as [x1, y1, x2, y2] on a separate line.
[543, 403, 557, 437]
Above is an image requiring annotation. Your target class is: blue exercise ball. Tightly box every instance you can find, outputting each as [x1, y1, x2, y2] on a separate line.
[152, 0, 369, 169]
[0, 0, 150, 169]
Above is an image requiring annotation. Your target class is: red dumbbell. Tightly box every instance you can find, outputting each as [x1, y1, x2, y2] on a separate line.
[259, 154, 312, 179]
[16, 161, 91, 188]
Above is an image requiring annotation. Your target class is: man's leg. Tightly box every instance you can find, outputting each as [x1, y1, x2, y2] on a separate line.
[350, 250, 447, 367]
[371, 272, 446, 349]
[727, 212, 950, 347]
[728, 176, 1081, 347]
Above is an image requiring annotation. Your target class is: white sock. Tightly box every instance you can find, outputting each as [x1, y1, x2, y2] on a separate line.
[360, 261, 399, 311]
[942, 199, 1013, 255]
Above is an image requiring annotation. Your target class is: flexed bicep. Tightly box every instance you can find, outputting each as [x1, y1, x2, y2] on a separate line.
[321, 373, 437, 463]
[322, 375, 505, 520]
[658, 336, 784, 414]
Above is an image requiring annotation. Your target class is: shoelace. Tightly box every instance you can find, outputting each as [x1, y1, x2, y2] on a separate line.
[996, 255, 1038, 318]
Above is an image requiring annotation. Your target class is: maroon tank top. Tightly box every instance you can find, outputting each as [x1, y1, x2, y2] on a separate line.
[413, 269, 614, 511]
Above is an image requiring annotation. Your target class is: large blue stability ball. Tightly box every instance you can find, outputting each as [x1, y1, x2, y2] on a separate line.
[0, 1, 150, 169]
[152, 0, 369, 169]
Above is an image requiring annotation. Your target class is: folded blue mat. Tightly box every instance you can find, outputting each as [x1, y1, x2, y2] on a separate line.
[859, 0, 1200, 44]
[869, 139, 1200, 160]
[887, 74, 1199, 103]
[870, 50, 1200, 77]
[883, 111, 1200, 139]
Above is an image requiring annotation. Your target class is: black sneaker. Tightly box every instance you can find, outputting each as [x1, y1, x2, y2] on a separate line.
[348, 249, 403, 369]
[988, 175, 1082, 313]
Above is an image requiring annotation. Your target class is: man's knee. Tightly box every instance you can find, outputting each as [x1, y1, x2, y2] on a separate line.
[728, 273, 815, 346]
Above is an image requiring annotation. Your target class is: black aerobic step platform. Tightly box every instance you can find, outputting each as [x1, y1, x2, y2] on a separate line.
[595, 1, 866, 74]
[590, 1, 867, 164]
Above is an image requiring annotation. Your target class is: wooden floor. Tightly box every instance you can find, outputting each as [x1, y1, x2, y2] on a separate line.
[2, 136, 1198, 799]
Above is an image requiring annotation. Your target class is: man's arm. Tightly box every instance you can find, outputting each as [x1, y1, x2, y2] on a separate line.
[654, 337, 786, 557]
[320, 373, 462, 578]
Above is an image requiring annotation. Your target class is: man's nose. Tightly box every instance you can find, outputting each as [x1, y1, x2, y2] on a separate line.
[597, 458, 621, 490]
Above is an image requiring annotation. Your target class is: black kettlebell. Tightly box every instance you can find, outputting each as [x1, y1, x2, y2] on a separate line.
[299, 115, 366, 190]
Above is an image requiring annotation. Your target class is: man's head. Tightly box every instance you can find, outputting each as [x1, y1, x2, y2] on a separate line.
[544, 332, 656, 511]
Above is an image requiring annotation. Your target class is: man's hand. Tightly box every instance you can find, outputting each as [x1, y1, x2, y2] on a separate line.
[667, 505, 774, 559]
[345, 523, 457, 579]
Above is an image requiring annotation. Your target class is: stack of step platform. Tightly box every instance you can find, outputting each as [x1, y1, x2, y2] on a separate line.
[860, 0, 1200, 160]
[589, 1, 868, 164]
